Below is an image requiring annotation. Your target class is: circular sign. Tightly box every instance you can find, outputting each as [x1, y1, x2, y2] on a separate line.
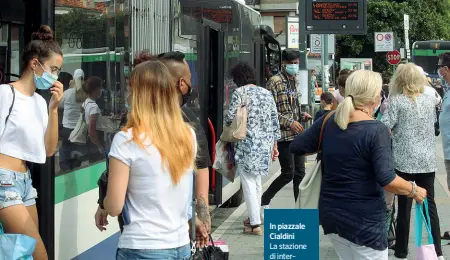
[386, 50, 401, 65]
[376, 34, 384, 41]
[385, 33, 392, 41]
[314, 39, 321, 46]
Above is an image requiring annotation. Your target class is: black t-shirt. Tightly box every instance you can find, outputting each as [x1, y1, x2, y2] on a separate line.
[181, 106, 212, 169]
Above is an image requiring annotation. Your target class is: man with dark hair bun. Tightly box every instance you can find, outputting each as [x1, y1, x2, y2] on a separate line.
[261, 48, 311, 212]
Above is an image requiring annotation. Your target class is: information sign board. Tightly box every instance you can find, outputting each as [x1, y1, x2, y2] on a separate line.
[374, 32, 394, 52]
[310, 34, 335, 54]
[305, 0, 367, 35]
[286, 17, 300, 49]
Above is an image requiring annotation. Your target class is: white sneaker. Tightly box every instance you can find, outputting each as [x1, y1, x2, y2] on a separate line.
[261, 205, 269, 222]
[438, 256, 445, 260]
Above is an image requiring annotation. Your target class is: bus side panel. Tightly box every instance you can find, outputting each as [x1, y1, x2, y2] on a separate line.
[54, 163, 120, 259]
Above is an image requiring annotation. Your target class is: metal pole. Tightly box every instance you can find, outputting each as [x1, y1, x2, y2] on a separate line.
[323, 34, 329, 92]
[320, 34, 325, 92]
[298, 0, 310, 122]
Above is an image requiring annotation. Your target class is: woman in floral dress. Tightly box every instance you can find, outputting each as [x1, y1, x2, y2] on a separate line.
[225, 62, 280, 235]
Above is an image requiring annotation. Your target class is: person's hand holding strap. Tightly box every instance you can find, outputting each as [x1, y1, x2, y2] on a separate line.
[407, 181, 427, 203]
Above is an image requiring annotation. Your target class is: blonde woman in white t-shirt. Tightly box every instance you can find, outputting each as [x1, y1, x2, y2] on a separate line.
[0, 25, 63, 260]
[104, 60, 208, 259]
[58, 69, 86, 171]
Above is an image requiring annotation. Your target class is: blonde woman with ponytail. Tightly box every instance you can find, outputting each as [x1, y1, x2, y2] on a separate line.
[290, 70, 427, 260]
[59, 69, 86, 172]
[381, 63, 445, 260]
[103, 60, 207, 259]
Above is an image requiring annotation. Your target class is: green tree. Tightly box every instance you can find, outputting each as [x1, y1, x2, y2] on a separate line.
[335, 0, 450, 75]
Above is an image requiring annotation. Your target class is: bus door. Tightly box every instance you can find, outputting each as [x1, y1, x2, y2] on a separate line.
[0, 0, 56, 257]
[198, 19, 225, 205]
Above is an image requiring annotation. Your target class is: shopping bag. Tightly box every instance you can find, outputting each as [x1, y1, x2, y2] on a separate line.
[212, 140, 236, 183]
[0, 223, 36, 260]
[415, 198, 438, 260]
[297, 160, 322, 209]
[296, 111, 334, 209]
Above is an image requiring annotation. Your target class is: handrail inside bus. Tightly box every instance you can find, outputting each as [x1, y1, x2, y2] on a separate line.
[207, 118, 216, 191]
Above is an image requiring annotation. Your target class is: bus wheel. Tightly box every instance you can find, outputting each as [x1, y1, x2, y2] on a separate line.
[227, 186, 243, 208]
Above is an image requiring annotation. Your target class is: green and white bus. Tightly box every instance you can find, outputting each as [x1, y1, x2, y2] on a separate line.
[412, 40, 450, 82]
[0, 0, 281, 259]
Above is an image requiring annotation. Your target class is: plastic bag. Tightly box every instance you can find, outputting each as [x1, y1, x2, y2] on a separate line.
[415, 198, 438, 260]
[212, 140, 236, 183]
[0, 223, 36, 260]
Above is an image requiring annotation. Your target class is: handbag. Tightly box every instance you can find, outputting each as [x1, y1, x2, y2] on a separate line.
[415, 198, 438, 260]
[69, 101, 94, 144]
[296, 111, 334, 209]
[0, 223, 37, 260]
[220, 86, 248, 143]
[212, 140, 236, 183]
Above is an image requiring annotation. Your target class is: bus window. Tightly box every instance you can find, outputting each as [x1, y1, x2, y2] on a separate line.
[54, 1, 130, 176]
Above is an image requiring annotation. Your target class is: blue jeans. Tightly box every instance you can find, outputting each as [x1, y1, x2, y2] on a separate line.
[0, 168, 37, 209]
[116, 244, 191, 260]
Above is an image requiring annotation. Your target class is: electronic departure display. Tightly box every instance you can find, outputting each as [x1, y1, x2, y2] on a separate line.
[312, 2, 358, 20]
[182, 7, 233, 24]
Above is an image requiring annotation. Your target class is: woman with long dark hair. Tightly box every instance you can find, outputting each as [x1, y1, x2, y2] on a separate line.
[0, 25, 63, 260]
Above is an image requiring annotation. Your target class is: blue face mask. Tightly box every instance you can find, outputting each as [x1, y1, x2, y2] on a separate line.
[285, 64, 299, 76]
[34, 64, 58, 90]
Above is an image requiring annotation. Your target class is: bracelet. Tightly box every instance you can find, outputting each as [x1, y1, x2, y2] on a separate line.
[407, 181, 417, 197]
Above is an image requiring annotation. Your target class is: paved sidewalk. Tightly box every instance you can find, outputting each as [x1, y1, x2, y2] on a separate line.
[212, 147, 450, 259]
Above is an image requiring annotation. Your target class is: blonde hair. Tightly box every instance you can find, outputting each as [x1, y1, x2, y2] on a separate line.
[335, 70, 382, 130]
[389, 63, 425, 100]
[123, 60, 195, 184]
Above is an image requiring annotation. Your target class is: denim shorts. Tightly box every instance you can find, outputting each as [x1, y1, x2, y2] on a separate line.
[116, 244, 191, 260]
[0, 168, 37, 209]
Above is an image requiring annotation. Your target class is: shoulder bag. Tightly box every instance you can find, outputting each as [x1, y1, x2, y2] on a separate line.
[69, 101, 94, 144]
[0, 85, 15, 138]
[220, 86, 248, 143]
[296, 111, 334, 209]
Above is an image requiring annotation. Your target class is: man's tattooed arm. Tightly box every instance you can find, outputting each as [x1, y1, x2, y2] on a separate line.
[196, 196, 211, 232]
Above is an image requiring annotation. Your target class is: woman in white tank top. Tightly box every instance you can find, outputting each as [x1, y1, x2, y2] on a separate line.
[0, 25, 64, 260]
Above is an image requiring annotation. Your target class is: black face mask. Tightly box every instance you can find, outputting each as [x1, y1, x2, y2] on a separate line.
[180, 80, 193, 107]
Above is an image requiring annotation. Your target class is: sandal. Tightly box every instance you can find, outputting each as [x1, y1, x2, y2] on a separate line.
[243, 225, 263, 235]
[243, 217, 263, 227]
[442, 231, 450, 240]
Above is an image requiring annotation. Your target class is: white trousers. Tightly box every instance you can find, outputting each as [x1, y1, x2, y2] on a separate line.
[240, 170, 262, 226]
[328, 233, 388, 260]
